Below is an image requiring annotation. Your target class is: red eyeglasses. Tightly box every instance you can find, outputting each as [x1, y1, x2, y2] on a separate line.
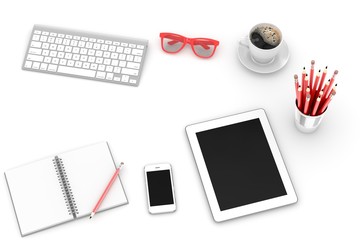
[160, 33, 219, 58]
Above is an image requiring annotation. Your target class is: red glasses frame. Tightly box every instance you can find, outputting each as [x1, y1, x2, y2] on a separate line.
[160, 32, 219, 58]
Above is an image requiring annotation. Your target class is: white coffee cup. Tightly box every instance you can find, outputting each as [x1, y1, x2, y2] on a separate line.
[239, 23, 283, 64]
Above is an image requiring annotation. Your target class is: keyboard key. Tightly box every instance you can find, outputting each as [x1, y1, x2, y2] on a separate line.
[104, 59, 111, 65]
[50, 51, 57, 57]
[27, 54, 44, 62]
[127, 62, 140, 69]
[83, 62, 90, 69]
[114, 67, 121, 73]
[106, 73, 114, 80]
[98, 65, 105, 71]
[50, 44, 57, 50]
[73, 47, 80, 54]
[42, 43, 50, 49]
[29, 48, 42, 55]
[52, 58, 59, 64]
[48, 64, 57, 72]
[24, 61, 32, 68]
[67, 60, 75, 66]
[65, 53, 72, 59]
[75, 61, 82, 68]
[58, 66, 96, 77]
[126, 55, 134, 61]
[60, 59, 67, 65]
[124, 48, 131, 54]
[132, 49, 143, 56]
[116, 46, 123, 53]
[105, 66, 113, 72]
[57, 45, 65, 51]
[129, 79, 137, 84]
[70, 40, 78, 47]
[101, 44, 108, 51]
[30, 41, 42, 48]
[32, 62, 40, 69]
[48, 37, 55, 43]
[40, 36, 48, 42]
[134, 56, 142, 62]
[55, 38, 63, 44]
[40, 63, 48, 70]
[90, 63, 98, 70]
[122, 68, 138, 76]
[111, 60, 119, 66]
[119, 61, 126, 67]
[44, 57, 52, 63]
[32, 35, 40, 41]
[96, 71, 106, 79]
[121, 75, 129, 82]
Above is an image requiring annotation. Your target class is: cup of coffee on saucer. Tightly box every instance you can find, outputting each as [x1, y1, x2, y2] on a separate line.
[238, 23, 290, 73]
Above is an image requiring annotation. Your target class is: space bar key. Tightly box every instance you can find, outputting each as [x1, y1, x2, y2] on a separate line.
[57, 66, 96, 78]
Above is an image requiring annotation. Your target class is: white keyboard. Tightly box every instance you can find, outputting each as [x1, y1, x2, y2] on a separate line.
[23, 25, 148, 86]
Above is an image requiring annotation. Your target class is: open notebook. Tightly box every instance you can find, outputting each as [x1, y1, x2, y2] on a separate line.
[4, 142, 128, 237]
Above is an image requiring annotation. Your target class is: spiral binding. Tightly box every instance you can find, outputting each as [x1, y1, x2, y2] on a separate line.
[53, 156, 79, 218]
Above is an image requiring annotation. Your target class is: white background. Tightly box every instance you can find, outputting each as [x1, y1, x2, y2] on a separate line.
[1, 0, 359, 239]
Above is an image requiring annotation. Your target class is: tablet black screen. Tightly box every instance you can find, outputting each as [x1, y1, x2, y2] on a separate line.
[196, 118, 287, 211]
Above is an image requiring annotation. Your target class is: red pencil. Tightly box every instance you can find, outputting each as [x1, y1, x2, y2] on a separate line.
[318, 91, 336, 115]
[294, 74, 300, 106]
[311, 96, 321, 116]
[310, 60, 315, 90]
[318, 66, 328, 92]
[302, 67, 306, 83]
[324, 70, 338, 98]
[313, 70, 321, 93]
[294, 74, 299, 93]
[297, 86, 303, 110]
[90, 162, 124, 219]
[304, 93, 311, 115]
[302, 75, 309, 106]
[322, 79, 331, 99]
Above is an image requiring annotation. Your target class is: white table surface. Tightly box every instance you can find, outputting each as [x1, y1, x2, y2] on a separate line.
[1, 0, 359, 239]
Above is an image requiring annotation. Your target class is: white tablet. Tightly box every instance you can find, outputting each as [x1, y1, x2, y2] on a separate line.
[186, 109, 297, 222]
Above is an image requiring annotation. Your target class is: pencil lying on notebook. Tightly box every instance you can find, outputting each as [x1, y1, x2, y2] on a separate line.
[294, 60, 338, 116]
[90, 162, 124, 219]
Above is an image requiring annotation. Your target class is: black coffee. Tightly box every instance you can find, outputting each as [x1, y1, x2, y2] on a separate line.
[250, 25, 281, 50]
[251, 32, 275, 49]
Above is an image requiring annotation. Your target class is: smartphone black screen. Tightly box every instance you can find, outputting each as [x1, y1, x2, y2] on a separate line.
[147, 170, 174, 206]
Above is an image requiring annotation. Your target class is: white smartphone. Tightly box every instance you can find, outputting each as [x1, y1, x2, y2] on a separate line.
[144, 163, 176, 214]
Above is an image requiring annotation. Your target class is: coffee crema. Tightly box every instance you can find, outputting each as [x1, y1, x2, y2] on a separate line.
[250, 25, 281, 50]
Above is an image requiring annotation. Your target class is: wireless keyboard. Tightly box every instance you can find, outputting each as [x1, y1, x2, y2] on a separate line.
[22, 25, 148, 86]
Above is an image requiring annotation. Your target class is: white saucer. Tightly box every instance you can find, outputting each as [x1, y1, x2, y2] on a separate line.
[237, 41, 290, 74]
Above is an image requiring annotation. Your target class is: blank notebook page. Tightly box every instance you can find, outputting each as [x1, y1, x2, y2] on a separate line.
[5, 157, 73, 236]
[5, 142, 127, 236]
